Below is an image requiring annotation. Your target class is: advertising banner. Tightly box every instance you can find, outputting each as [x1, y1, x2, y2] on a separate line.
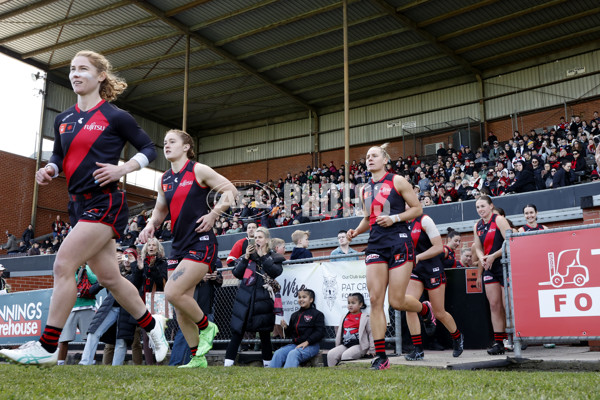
[0, 288, 108, 345]
[509, 227, 600, 338]
[278, 261, 389, 326]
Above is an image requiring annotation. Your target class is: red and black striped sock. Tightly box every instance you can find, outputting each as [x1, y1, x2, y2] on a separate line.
[374, 338, 387, 358]
[411, 334, 423, 348]
[137, 311, 156, 332]
[190, 346, 198, 357]
[418, 302, 429, 317]
[494, 332, 507, 345]
[196, 315, 208, 331]
[39, 325, 63, 353]
[450, 329, 462, 340]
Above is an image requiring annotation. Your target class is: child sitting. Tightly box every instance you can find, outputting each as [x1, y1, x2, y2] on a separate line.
[327, 293, 375, 367]
[269, 288, 324, 368]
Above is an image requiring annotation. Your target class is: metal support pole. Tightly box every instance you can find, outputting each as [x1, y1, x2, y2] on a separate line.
[342, 0, 350, 188]
[30, 73, 48, 230]
[182, 34, 190, 131]
[394, 310, 402, 355]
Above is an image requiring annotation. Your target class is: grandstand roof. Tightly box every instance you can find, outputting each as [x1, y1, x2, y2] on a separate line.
[1, 0, 599, 136]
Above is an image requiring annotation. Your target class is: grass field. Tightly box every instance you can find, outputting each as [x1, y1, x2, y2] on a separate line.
[0, 363, 596, 399]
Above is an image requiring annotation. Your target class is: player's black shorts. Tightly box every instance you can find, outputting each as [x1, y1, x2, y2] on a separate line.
[482, 261, 505, 286]
[168, 244, 217, 272]
[68, 189, 128, 239]
[411, 259, 446, 290]
[365, 241, 414, 270]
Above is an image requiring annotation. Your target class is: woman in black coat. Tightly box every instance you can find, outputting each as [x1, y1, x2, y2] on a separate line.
[506, 161, 536, 193]
[224, 227, 284, 367]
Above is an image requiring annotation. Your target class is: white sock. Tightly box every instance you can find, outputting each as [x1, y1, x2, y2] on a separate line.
[224, 359, 234, 367]
[263, 360, 271, 368]
[57, 360, 65, 366]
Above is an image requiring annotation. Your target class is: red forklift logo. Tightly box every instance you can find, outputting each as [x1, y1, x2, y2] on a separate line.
[538, 249, 589, 288]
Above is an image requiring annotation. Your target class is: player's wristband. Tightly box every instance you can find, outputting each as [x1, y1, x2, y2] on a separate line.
[391, 214, 401, 223]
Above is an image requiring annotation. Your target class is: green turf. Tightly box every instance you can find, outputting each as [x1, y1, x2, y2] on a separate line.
[0, 363, 596, 399]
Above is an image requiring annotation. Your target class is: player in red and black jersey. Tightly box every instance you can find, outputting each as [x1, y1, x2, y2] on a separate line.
[0, 51, 169, 367]
[473, 195, 512, 355]
[348, 143, 432, 370]
[518, 204, 548, 232]
[139, 129, 238, 368]
[406, 215, 463, 360]
[441, 227, 461, 269]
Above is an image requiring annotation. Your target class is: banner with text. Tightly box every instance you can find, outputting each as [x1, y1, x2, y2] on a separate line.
[509, 226, 600, 338]
[0, 288, 109, 345]
[278, 261, 389, 326]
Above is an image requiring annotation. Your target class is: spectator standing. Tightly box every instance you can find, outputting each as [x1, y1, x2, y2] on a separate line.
[290, 230, 312, 260]
[330, 230, 360, 261]
[224, 227, 284, 367]
[22, 224, 34, 247]
[506, 161, 536, 193]
[226, 222, 257, 266]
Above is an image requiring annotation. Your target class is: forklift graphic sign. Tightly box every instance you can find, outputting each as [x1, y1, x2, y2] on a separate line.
[509, 227, 600, 338]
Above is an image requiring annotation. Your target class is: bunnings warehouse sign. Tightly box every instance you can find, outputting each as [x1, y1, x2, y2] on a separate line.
[0, 288, 108, 346]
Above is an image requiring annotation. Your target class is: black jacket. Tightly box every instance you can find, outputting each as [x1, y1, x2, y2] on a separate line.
[117, 262, 144, 344]
[552, 167, 573, 188]
[141, 257, 168, 294]
[507, 167, 536, 193]
[285, 306, 325, 346]
[229, 250, 284, 334]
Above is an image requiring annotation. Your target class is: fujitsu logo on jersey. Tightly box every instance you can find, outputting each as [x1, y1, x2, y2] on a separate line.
[84, 122, 107, 132]
[378, 185, 391, 195]
[180, 179, 193, 187]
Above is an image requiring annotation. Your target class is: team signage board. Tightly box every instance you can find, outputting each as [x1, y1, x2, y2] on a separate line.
[509, 227, 600, 338]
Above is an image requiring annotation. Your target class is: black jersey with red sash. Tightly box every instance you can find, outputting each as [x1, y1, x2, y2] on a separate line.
[442, 245, 457, 268]
[476, 214, 504, 266]
[522, 224, 545, 232]
[363, 172, 410, 247]
[162, 160, 217, 259]
[410, 215, 432, 255]
[50, 100, 156, 195]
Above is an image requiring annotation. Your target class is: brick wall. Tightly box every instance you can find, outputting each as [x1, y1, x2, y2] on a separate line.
[0, 151, 158, 256]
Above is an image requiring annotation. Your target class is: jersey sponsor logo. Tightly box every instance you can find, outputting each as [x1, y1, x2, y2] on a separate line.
[83, 121, 107, 132]
[198, 235, 210, 241]
[167, 259, 179, 266]
[77, 118, 84, 124]
[377, 185, 391, 196]
[365, 254, 379, 262]
[432, 267, 440, 272]
[303, 315, 313, 322]
[174, 177, 178, 183]
[483, 275, 494, 282]
[430, 277, 439, 285]
[162, 183, 173, 192]
[59, 123, 75, 134]
[398, 233, 407, 238]
[180, 179, 193, 187]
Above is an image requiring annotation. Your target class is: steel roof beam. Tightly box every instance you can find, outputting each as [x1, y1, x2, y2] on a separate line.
[126, 58, 229, 86]
[21, 16, 158, 59]
[437, 0, 569, 41]
[395, 0, 432, 12]
[126, 72, 248, 102]
[213, 1, 357, 47]
[0, 0, 60, 21]
[164, 0, 216, 17]
[456, 7, 600, 55]
[48, 32, 181, 69]
[295, 52, 451, 95]
[187, 104, 305, 129]
[369, 0, 480, 76]
[235, 13, 386, 61]
[0, 0, 133, 45]
[474, 25, 600, 66]
[132, 1, 315, 113]
[257, 27, 410, 73]
[112, 44, 207, 72]
[418, 0, 499, 27]
[190, 0, 279, 30]
[308, 66, 463, 104]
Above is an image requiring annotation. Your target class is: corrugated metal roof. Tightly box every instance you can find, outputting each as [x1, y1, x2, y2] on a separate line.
[1, 0, 599, 135]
